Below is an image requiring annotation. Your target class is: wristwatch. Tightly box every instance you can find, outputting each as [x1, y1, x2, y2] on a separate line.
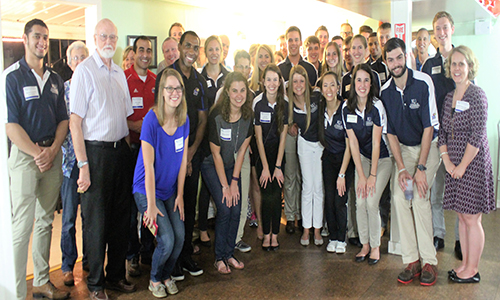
[77, 160, 89, 168]
[416, 164, 427, 171]
[338, 173, 346, 178]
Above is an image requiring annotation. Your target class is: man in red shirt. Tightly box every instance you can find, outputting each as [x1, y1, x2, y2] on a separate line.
[125, 35, 157, 276]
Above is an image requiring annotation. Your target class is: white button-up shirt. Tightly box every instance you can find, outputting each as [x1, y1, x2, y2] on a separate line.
[70, 51, 133, 142]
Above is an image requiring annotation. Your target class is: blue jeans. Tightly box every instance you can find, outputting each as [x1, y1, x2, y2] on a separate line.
[134, 192, 184, 282]
[60, 166, 86, 273]
[201, 158, 241, 261]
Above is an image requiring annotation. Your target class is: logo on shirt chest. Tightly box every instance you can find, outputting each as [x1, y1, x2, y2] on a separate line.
[50, 84, 59, 95]
[334, 120, 343, 130]
[409, 99, 420, 110]
[365, 116, 373, 127]
[311, 102, 318, 114]
[193, 87, 200, 96]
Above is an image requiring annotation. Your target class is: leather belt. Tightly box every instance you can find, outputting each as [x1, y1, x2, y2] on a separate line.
[85, 138, 126, 149]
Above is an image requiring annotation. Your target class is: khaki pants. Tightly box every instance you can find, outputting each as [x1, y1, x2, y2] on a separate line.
[8, 145, 62, 300]
[392, 138, 440, 265]
[236, 148, 250, 243]
[355, 156, 393, 247]
[284, 133, 301, 221]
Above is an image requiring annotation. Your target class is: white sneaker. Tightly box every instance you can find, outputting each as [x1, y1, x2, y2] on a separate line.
[164, 278, 178, 295]
[321, 227, 329, 237]
[336, 241, 347, 253]
[327, 240, 338, 253]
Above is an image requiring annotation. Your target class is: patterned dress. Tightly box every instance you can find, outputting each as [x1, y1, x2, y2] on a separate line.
[438, 83, 495, 214]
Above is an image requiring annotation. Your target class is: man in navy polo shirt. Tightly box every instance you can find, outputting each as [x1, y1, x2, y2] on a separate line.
[381, 38, 440, 286]
[4, 18, 70, 300]
[278, 26, 318, 86]
[422, 11, 458, 254]
[155, 30, 208, 280]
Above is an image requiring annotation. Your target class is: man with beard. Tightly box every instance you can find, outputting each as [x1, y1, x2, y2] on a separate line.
[157, 37, 179, 74]
[155, 30, 208, 281]
[70, 18, 136, 300]
[124, 36, 157, 277]
[380, 38, 440, 286]
[4, 18, 70, 300]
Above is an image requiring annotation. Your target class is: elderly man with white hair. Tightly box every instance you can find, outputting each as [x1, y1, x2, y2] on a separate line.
[70, 18, 136, 300]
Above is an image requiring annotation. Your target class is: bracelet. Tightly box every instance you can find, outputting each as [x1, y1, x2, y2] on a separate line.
[440, 152, 448, 158]
[370, 173, 377, 177]
[275, 165, 282, 170]
[338, 173, 345, 178]
[398, 168, 406, 174]
[232, 176, 240, 182]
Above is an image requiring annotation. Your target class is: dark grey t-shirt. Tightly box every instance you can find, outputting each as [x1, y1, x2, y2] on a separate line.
[207, 106, 253, 168]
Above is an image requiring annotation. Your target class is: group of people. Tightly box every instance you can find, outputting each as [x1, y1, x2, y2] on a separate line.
[3, 9, 494, 300]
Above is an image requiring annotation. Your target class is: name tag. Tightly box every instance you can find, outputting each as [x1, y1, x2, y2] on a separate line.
[207, 80, 212, 88]
[220, 128, 231, 141]
[345, 84, 351, 92]
[174, 137, 184, 153]
[132, 97, 144, 109]
[347, 114, 357, 123]
[455, 100, 470, 112]
[379, 72, 386, 82]
[431, 65, 441, 75]
[23, 86, 39, 101]
[260, 112, 271, 123]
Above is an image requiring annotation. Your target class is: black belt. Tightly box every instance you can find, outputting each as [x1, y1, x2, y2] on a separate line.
[85, 138, 126, 149]
[37, 137, 54, 147]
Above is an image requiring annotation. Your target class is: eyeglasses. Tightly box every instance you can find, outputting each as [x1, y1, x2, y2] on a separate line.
[97, 33, 118, 42]
[164, 86, 183, 94]
[71, 55, 87, 62]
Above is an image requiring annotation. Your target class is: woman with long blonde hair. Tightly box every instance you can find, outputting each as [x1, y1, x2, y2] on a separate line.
[249, 44, 275, 92]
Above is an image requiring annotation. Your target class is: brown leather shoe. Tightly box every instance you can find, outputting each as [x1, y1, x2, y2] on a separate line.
[106, 279, 137, 293]
[32, 282, 70, 299]
[89, 290, 108, 300]
[63, 271, 74, 287]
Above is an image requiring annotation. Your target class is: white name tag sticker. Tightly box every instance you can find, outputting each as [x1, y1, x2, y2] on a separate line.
[431, 65, 441, 75]
[132, 97, 144, 109]
[220, 128, 231, 141]
[174, 137, 184, 153]
[23, 86, 39, 101]
[260, 112, 271, 123]
[207, 80, 212, 88]
[347, 114, 357, 123]
[345, 84, 351, 92]
[455, 100, 470, 112]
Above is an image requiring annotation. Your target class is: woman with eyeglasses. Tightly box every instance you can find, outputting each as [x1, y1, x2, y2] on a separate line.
[132, 68, 188, 298]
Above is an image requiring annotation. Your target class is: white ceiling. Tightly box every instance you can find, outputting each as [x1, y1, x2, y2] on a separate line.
[318, 0, 493, 30]
[1, 0, 86, 28]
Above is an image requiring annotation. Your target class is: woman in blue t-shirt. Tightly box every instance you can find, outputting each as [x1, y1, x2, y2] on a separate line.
[132, 69, 189, 298]
[342, 63, 392, 265]
[201, 72, 253, 274]
[253, 64, 288, 251]
[318, 71, 354, 254]
[288, 65, 324, 246]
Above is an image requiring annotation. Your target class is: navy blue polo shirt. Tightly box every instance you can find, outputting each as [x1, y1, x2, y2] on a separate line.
[278, 56, 318, 87]
[293, 90, 321, 142]
[201, 63, 229, 107]
[4, 57, 68, 143]
[370, 57, 390, 86]
[155, 59, 208, 147]
[323, 102, 347, 155]
[380, 68, 439, 146]
[340, 66, 381, 100]
[342, 99, 389, 159]
[421, 47, 455, 120]
[253, 93, 289, 149]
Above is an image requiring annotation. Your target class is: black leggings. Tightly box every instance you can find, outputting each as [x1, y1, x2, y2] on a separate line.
[257, 147, 283, 235]
[322, 150, 354, 242]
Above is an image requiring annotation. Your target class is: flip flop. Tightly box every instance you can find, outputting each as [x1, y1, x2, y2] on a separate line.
[214, 260, 231, 274]
[227, 256, 244, 270]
